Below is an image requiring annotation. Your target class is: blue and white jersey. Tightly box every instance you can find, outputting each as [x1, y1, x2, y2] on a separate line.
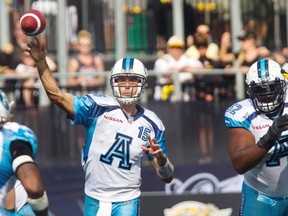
[70, 93, 168, 202]
[224, 94, 288, 197]
[0, 122, 38, 207]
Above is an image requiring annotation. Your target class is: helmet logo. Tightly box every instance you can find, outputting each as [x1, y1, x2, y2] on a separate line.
[257, 59, 269, 79]
[122, 57, 134, 70]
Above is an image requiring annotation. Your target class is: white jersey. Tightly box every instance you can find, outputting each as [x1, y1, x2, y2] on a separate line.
[224, 95, 288, 197]
[0, 122, 38, 207]
[70, 93, 168, 202]
[154, 53, 203, 84]
[14, 180, 27, 212]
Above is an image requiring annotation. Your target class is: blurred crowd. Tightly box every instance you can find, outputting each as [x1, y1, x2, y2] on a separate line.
[153, 22, 288, 103]
[1, 7, 288, 107]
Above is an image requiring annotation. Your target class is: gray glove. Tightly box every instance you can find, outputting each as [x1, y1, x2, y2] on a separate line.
[257, 114, 288, 150]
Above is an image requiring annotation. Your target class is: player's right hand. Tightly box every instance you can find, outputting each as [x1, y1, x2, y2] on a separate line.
[257, 114, 288, 150]
[268, 114, 288, 139]
[26, 37, 47, 63]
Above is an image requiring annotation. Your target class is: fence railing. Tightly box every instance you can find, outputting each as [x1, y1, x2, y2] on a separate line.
[0, 68, 245, 106]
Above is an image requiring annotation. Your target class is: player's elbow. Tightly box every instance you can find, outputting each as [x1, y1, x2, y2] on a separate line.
[234, 167, 246, 175]
[47, 89, 65, 105]
[232, 162, 249, 175]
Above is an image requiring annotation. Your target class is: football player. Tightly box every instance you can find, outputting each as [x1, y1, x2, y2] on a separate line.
[0, 90, 49, 216]
[27, 37, 174, 216]
[225, 59, 288, 215]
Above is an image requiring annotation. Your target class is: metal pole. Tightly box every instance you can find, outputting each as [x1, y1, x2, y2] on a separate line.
[273, 0, 281, 51]
[24, 0, 31, 11]
[172, 0, 184, 41]
[230, 0, 242, 54]
[56, 0, 68, 87]
[286, 0, 288, 53]
[115, 0, 126, 60]
[82, 0, 89, 30]
[235, 69, 245, 100]
[56, 1, 71, 159]
[0, 1, 10, 50]
[173, 73, 182, 102]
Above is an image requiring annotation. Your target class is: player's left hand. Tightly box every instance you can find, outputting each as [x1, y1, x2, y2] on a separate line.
[141, 135, 163, 156]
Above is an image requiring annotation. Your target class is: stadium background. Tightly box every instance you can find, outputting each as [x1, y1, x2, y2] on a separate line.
[2, 0, 288, 215]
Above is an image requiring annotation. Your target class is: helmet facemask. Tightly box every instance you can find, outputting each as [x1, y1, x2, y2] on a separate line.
[111, 73, 147, 105]
[247, 78, 286, 115]
[0, 90, 15, 126]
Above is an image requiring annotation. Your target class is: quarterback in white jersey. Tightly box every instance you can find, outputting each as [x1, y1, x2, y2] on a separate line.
[0, 90, 49, 216]
[27, 37, 174, 216]
[225, 59, 288, 216]
[72, 93, 169, 203]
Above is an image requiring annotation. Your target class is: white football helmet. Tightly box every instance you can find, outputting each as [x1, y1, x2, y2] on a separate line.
[246, 59, 286, 115]
[110, 57, 148, 105]
[0, 90, 14, 124]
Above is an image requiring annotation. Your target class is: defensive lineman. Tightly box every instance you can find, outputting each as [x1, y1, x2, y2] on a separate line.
[225, 59, 288, 216]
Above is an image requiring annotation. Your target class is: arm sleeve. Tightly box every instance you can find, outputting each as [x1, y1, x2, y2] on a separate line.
[10, 140, 33, 159]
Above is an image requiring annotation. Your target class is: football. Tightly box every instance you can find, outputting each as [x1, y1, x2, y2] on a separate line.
[19, 10, 46, 36]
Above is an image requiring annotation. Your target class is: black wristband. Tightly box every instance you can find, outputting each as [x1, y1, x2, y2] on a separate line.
[257, 134, 277, 150]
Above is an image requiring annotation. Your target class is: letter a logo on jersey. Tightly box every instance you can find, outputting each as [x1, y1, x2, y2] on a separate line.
[100, 133, 132, 170]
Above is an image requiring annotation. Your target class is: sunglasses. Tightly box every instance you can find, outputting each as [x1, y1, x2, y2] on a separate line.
[78, 40, 91, 46]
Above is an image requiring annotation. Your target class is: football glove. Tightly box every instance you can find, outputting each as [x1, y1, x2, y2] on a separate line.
[257, 114, 288, 150]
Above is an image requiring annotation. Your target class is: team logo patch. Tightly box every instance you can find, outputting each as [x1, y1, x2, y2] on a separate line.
[164, 201, 232, 216]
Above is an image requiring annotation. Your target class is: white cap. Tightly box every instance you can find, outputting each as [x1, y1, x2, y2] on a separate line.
[167, 35, 184, 47]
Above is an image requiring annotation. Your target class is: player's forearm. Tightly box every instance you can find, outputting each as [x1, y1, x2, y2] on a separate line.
[230, 146, 267, 174]
[157, 157, 174, 183]
[155, 152, 168, 166]
[35, 59, 62, 103]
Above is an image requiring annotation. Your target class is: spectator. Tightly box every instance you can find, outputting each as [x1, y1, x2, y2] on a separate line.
[185, 24, 220, 62]
[15, 50, 56, 108]
[0, 21, 29, 91]
[193, 34, 228, 102]
[282, 47, 288, 60]
[67, 30, 105, 91]
[237, 31, 270, 74]
[219, 31, 235, 69]
[0, 50, 15, 75]
[220, 30, 286, 74]
[154, 35, 203, 102]
[15, 51, 39, 108]
[194, 34, 224, 69]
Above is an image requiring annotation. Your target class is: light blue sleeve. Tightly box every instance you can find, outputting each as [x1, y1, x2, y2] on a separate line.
[0, 123, 38, 188]
[224, 102, 254, 130]
[7, 124, 38, 158]
[69, 95, 98, 127]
